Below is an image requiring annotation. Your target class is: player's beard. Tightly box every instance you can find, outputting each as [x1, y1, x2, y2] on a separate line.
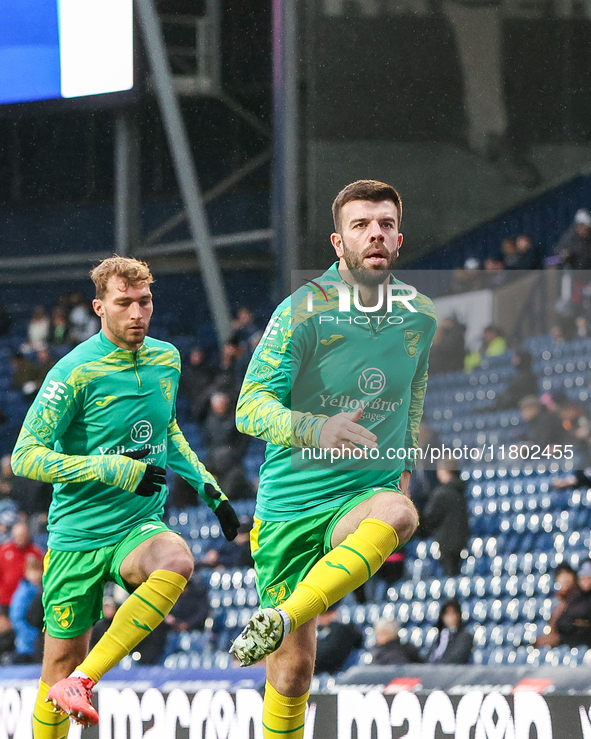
[105, 314, 150, 350]
[341, 240, 398, 287]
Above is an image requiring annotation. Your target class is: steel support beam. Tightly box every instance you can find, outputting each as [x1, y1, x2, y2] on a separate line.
[114, 111, 141, 257]
[272, 0, 300, 300]
[135, 0, 232, 346]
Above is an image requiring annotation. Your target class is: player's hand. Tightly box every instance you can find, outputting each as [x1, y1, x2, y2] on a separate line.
[318, 408, 378, 452]
[203, 484, 240, 541]
[123, 448, 167, 497]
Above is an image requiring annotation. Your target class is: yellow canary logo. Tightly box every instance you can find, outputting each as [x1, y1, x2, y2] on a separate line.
[53, 604, 74, 629]
[404, 331, 423, 357]
[320, 334, 344, 346]
[266, 581, 291, 606]
[96, 396, 117, 407]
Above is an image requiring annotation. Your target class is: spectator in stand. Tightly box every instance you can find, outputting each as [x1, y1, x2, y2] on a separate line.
[493, 350, 538, 410]
[536, 563, 582, 647]
[370, 618, 423, 665]
[464, 325, 507, 372]
[553, 559, 591, 648]
[555, 209, 591, 269]
[501, 237, 519, 269]
[575, 316, 589, 338]
[0, 301, 11, 337]
[10, 352, 43, 401]
[231, 307, 259, 347]
[180, 346, 215, 423]
[410, 422, 441, 522]
[0, 454, 51, 536]
[36, 347, 55, 380]
[513, 234, 543, 270]
[24, 306, 50, 352]
[422, 460, 469, 577]
[427, 599, 473, 664]
[50, 306, 69, 346]
[212, 339, 243, 397]
[483, 257, 507, 288]
[164, 574, 210, 633]
[519, 395, 568, 451]
[203, 392, 253, 500]
[9, 555, 43, 663]
[549, 322, 567, 342]
[430, 316, 466, 374]
[482, 325, 508, 356]
[68, 293, 99, 344]
[0, 613, 15, 664]
[0, 521, 43, 615]
[313, 603, 363, 675]
[0, 506, 19, 546]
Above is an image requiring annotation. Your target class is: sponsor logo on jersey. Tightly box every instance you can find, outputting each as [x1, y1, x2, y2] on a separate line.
[99, 440, 166, 455]
[318, 393, 403, 413]
[266, 581, 291, 606]
[40, 379, 69, 406]
[320, 334, 344, 346]
[160, 378, 173, 401]
[131, 420, 153, 444]
[404, 330, 423, 357]
[261, 315, 286, 347]
[358, 367, 386, 395]
[96, 395, 117, 407]
[53, 604, 74, 629]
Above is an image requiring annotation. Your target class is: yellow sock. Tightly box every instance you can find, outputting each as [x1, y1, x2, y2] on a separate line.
[77, 569, 186, 683]
[263, 681, 309, 739]
[33, 680, 70, 739]
[280, 519, 398, 631]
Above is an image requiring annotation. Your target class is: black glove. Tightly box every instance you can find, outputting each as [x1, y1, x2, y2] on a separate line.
[123, 448, 167, 497]
[203, 483, 240, 541]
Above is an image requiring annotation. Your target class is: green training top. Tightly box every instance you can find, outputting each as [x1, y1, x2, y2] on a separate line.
[236, 262, 437, 521]
[11, 330, 224, 551]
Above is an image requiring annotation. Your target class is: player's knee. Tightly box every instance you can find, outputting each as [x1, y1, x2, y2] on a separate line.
[384, 496, 419, 545]
[397, 498, 419, 542]
[157, 551, 194, 581]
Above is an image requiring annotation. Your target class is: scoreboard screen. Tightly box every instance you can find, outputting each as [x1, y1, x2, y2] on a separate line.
[0, 0, 134, 106]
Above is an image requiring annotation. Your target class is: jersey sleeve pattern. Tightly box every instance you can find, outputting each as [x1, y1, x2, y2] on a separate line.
[11, 360, 144, 493]
[235, 302, 327, 448]
[404, 294, 437, 472]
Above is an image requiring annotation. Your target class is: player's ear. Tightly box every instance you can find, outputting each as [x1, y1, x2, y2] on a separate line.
[331, 232, 344, 258]
[92, 298, 104, 317]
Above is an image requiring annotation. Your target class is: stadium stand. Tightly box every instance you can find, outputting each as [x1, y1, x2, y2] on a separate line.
[3, 295, 591, 675]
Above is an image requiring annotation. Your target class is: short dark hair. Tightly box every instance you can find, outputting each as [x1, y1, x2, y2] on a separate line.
[331, 179, 402, 232]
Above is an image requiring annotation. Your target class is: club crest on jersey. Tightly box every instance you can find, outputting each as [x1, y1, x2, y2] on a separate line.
[404, 330, 422, 357]
[53, 604, 75, 629]
[160, 378, 173, 401]
[266, 581, 291, 606]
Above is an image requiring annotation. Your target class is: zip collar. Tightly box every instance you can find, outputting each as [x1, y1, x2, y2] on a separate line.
[97, 330, 146, 359]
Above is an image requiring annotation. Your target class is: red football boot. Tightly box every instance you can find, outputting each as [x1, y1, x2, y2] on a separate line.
[47, 676, 99, 726]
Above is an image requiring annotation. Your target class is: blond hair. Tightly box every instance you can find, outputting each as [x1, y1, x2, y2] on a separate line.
[90, 255, 154, 299]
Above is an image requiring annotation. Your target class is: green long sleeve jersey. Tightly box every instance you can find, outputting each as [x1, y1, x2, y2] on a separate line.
[11, 331, 223, 551]
[236, 262, 437, 521]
